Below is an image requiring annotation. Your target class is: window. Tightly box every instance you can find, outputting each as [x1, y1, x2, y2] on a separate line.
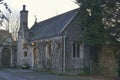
[45, 45, 51, 59]
[24, 51, 27, 57]
[72, 44, 80, 58]
[73, 44, 76, 57]
[77, 44, 80, 57]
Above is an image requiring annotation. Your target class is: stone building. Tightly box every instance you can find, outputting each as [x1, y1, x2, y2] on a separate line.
[0, 30, 16, 67]
[17, 5, 90, 73]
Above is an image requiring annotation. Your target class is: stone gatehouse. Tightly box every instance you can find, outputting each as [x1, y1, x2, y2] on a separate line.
[17, 5, 90, 73]
[0, 30, 16, 67]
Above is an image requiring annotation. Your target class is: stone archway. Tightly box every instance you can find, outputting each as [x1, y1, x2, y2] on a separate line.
[33, 48, 39, 68]
[2, 48, 11, 67]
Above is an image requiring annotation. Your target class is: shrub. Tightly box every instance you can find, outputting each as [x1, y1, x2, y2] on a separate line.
[21, 64, 30, 69]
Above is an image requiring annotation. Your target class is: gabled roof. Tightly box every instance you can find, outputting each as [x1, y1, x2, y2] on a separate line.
[29, 9, 79, 41]
[0, 30, 13, 45]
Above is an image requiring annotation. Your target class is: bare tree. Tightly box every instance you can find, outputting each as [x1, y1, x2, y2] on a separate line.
[0, 10, 20, 41]
[9, 13, 20, 41]
[0, 0, 20, 41]
[0, 10, 11, 30]
[0, 0, 11, 29]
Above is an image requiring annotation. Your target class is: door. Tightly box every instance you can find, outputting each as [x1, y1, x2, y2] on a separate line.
[33, 48, 39, 68]
[2, 48, 11, 67]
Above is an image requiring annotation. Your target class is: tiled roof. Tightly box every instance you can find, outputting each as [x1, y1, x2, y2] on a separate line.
[29, 9, 79, 41]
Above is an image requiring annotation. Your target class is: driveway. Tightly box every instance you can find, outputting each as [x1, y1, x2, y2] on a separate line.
[0, 68, 116, 80]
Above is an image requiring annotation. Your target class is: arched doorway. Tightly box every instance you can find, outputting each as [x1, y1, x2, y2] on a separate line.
[33, 48, 39, 68]
[2, 48, 11, 67]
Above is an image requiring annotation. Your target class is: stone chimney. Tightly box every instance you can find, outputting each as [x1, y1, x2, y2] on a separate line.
[23, 5, 26, 10]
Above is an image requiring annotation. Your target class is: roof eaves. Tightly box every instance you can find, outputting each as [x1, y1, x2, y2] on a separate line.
[30, 34, 61, 42]
[60, 11, 78, 34]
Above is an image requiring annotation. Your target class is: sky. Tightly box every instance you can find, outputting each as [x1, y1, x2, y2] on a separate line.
[4, 0, 79, 28]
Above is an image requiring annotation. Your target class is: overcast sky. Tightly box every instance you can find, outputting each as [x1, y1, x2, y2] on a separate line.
[5, 0, 79, 28]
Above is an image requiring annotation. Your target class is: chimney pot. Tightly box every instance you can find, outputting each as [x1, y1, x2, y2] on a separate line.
[23, 5, 26, 10]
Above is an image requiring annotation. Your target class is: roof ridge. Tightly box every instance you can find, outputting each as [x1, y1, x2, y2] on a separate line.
[29, 8, 79, 41]
[42, 8, 79, 21]
[30, 8, 79, 30]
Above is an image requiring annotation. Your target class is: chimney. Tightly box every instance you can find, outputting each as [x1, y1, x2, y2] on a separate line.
[23, 5, 26, 10]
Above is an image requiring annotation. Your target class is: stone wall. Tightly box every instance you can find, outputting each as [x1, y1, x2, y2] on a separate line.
[17, 35, 31, 67]
[38, 37, 63, 72]
[0, 46, 16, 67]
[62, 13, 90, 72]
[97, 46, 118, 76]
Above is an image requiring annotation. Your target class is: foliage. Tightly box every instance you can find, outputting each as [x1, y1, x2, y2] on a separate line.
[76, 0, 120, 76]
[102, 1, 120, 43]
[76, 0, 120, 46]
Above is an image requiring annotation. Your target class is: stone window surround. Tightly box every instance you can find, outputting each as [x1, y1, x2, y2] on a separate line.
[72, 44, 80, 58]
[24, 51, 27, 57]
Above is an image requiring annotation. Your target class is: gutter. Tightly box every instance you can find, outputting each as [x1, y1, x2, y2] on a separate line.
[63, 35, 66, 71]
